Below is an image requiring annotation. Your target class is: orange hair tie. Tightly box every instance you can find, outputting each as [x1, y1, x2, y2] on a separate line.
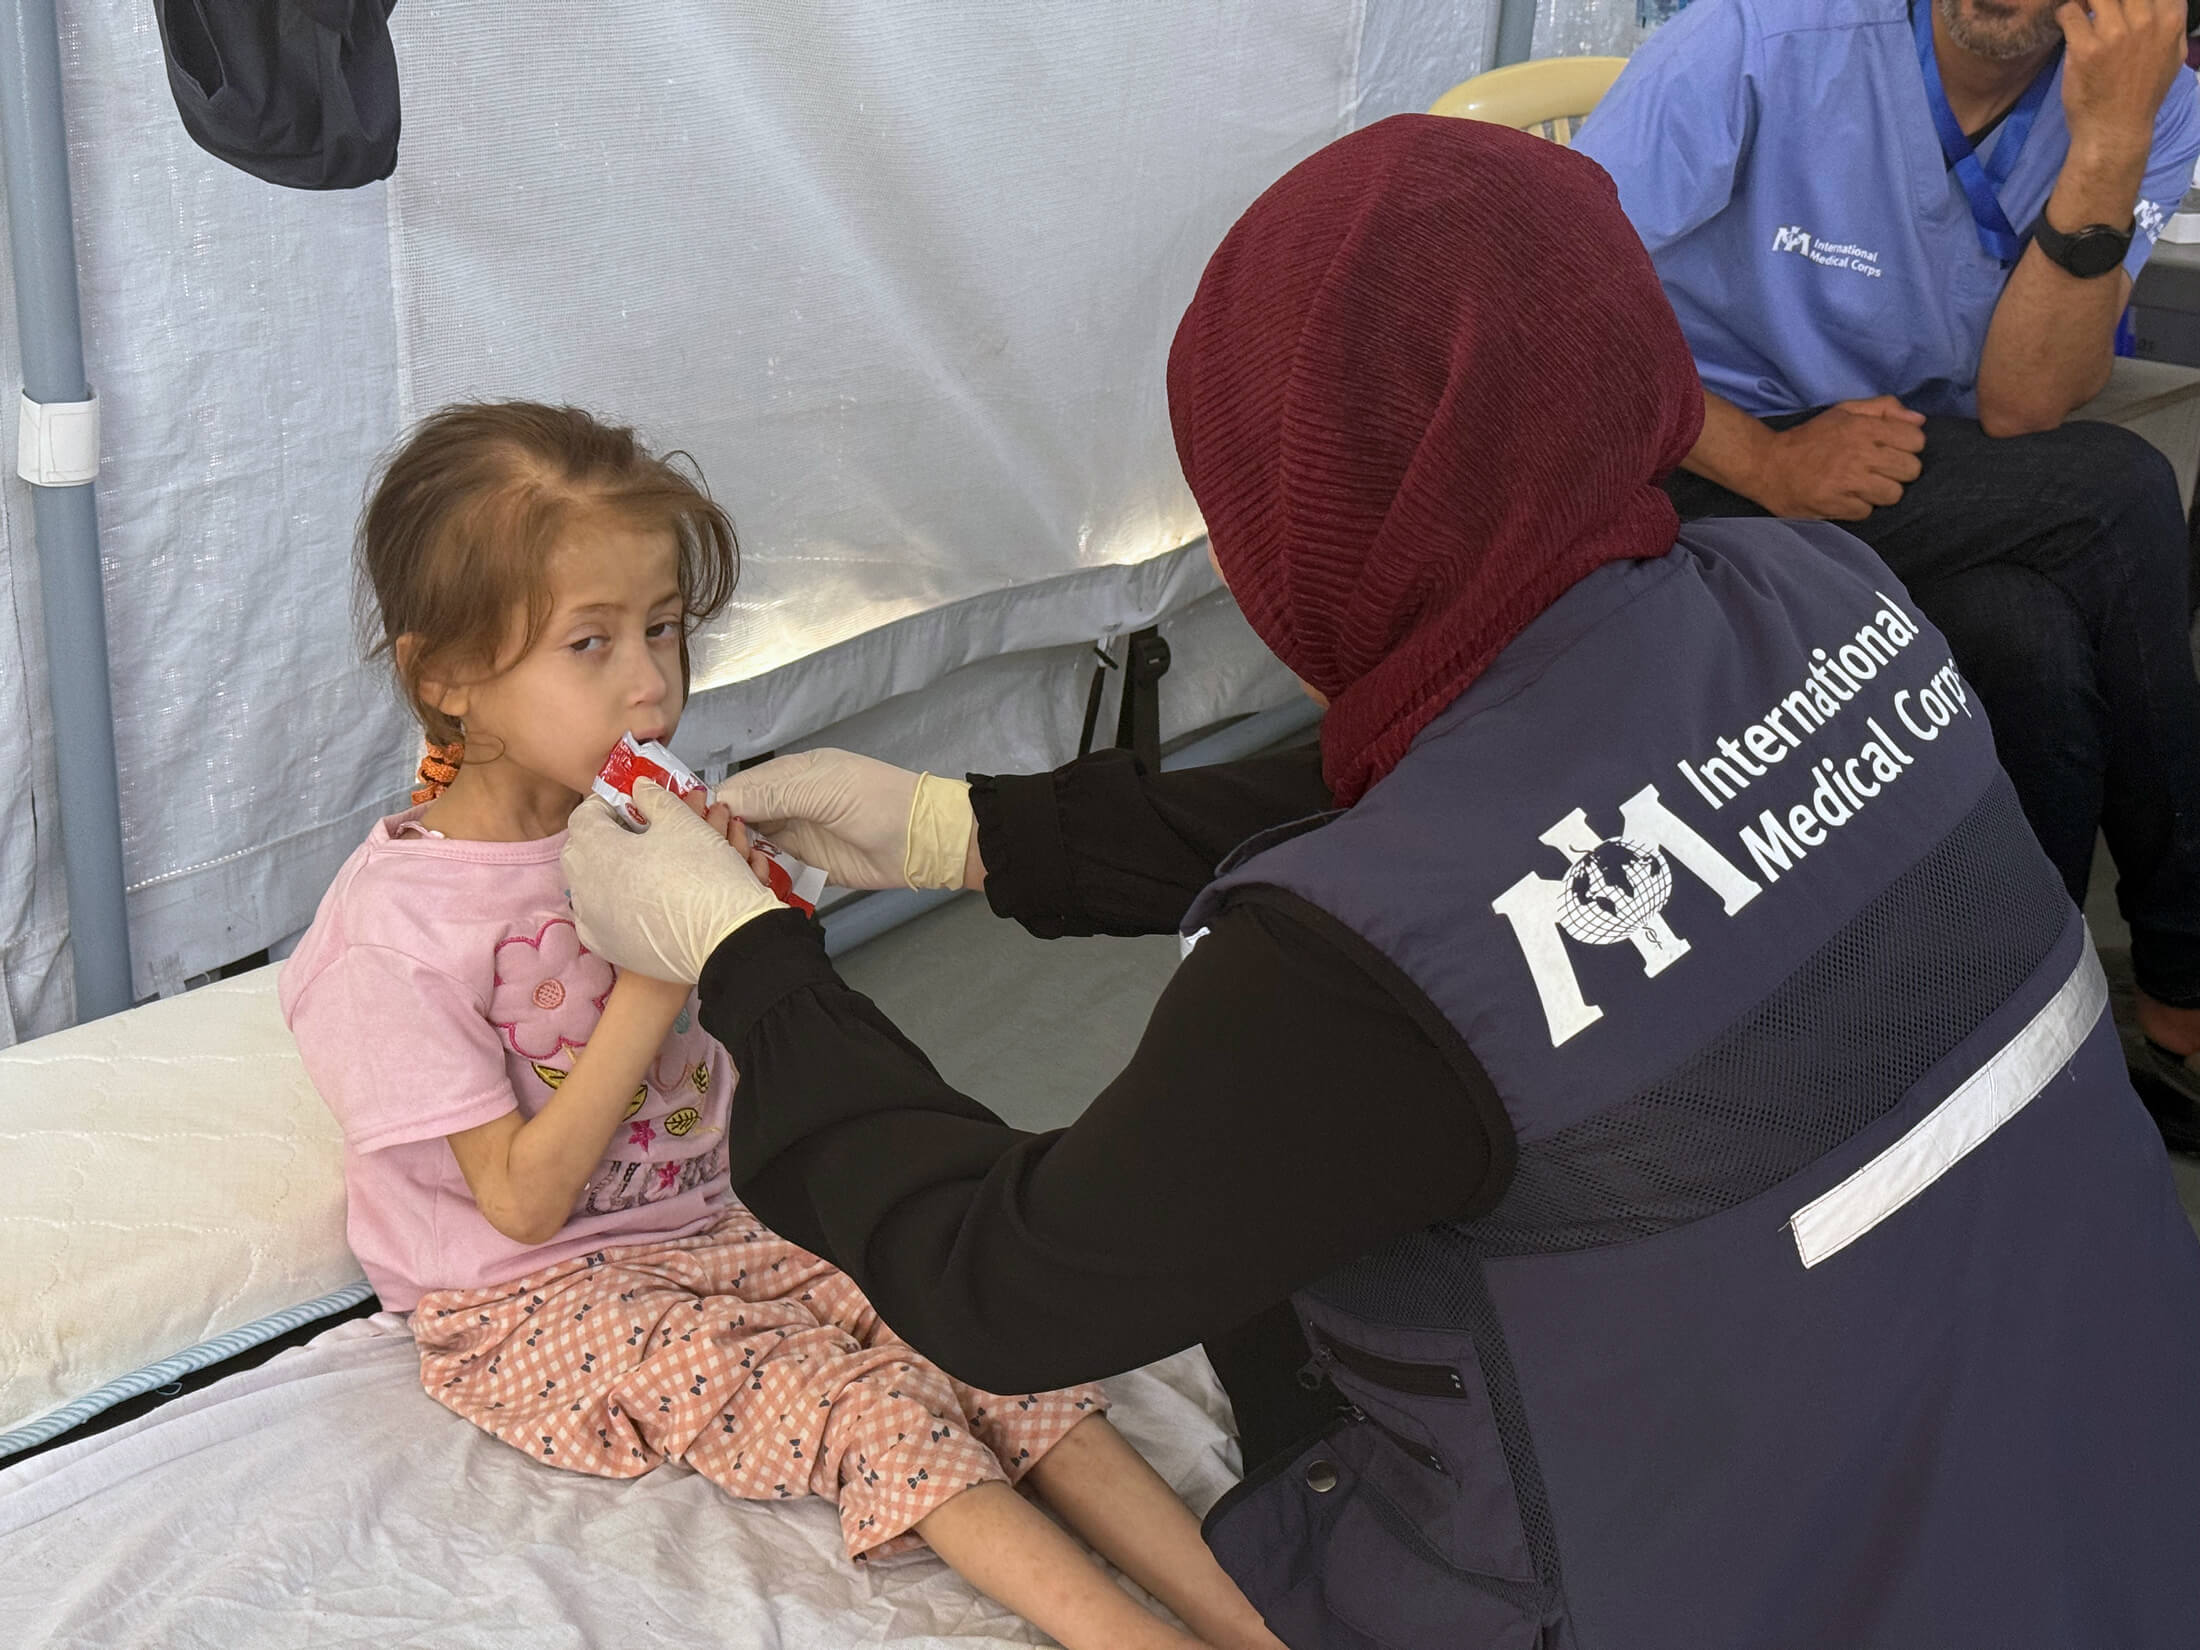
[412, 740, 463, 806]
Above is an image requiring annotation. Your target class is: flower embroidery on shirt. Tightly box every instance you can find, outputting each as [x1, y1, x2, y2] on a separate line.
[490, 917, 613, 1059]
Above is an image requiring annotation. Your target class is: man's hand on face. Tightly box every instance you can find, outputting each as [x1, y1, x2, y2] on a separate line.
[2057, 0, 2188, 168]
[1755, 397, 1928, 521]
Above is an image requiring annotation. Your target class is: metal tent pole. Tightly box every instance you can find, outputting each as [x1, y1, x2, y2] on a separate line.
[1493, 0, 1539, 66]
[0, 0, 133, 1020]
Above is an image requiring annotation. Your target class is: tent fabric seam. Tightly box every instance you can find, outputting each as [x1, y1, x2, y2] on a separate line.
[125, 788, 413, 893]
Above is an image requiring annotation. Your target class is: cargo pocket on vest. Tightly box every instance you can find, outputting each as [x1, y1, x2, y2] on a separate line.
[1302, 1315, 1539, 1587]
[1204, 1419, 1544, 1650]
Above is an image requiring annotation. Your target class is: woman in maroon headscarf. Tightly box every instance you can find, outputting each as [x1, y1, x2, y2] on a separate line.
[570, 111, 1702, 1403]
[565, 114, 2200, 1649]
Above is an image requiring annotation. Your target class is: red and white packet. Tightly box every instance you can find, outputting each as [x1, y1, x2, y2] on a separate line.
[593, 734, 827, 917]
[747, 837, 828, 917]
[594, 733, 707, 827]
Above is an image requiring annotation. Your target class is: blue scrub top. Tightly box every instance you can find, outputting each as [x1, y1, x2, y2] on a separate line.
[1576, 0, 2200, 418]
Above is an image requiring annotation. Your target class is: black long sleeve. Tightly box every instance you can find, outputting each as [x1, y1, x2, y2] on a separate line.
[695, 750, 1510, 1444]
[970, 744, 1332, 937]
[705, 897, 1506, 1390]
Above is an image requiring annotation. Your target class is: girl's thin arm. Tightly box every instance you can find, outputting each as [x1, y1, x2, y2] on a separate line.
[447, 971, 693, 1244]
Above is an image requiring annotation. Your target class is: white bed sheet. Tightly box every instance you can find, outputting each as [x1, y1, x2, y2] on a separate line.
[0, 1315, 1244, 1649]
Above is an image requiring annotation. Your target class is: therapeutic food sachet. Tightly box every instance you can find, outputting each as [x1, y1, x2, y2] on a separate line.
[594, 734, 828, 915]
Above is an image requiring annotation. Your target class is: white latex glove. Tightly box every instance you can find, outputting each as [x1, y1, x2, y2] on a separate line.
[562, 781, 785, 983]
[709, 748, 975, 892]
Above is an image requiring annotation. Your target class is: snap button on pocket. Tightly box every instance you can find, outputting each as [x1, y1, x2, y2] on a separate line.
[1305, 1459, 1340, 1494]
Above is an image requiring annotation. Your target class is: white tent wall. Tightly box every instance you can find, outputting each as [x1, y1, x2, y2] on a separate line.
[1358, 1, 1510, 112]
[1533, 0, 1684, 59]
[0, 0, 1500, 1039]
[778, 584, 1320, 794]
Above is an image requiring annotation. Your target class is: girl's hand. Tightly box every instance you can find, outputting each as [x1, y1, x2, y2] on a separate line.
[683, 791, 795, 885]
[682, 790, 746, 846]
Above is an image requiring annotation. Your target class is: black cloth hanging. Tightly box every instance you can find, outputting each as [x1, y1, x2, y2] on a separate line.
[153, 1, 401, 190]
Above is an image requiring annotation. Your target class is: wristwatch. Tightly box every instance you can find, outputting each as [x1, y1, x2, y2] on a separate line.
[2028, 213, 2134, 280]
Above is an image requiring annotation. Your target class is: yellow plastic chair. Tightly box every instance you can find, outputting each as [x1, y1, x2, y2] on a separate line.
[1427, 56, 1628, 146]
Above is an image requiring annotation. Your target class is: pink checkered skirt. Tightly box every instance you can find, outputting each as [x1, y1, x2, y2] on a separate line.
[411, 1210, 1107, 1560]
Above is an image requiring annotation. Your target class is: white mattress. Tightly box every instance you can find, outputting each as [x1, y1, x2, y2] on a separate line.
[0, 967, 362, 1441]
[0, 1315, 1243, 1649]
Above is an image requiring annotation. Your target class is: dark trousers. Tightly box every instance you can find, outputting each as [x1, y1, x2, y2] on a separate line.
[1667, 416, 2200, 1007]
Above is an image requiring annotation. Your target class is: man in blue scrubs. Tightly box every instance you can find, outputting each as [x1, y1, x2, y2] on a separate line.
[1580, 0, 2200, 1142]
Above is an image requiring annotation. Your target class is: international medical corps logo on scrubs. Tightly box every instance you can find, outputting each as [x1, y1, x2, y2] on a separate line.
[1770, 224, 1884, 279]
[1492, 789, 1763, 1048]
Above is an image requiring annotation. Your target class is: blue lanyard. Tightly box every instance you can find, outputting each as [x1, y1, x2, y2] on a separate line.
[1913, 1, 2059, 264]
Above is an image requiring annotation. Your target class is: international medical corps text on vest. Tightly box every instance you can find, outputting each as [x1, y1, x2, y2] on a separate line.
[1494, 587, 1973, 1050]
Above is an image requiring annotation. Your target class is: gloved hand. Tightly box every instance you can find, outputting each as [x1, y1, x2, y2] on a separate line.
[708, 748, 975, 892]
[562, 781, 785, 983]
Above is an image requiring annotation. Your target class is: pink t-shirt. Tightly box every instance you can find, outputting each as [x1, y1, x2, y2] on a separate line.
[280, 807, 735, 1311]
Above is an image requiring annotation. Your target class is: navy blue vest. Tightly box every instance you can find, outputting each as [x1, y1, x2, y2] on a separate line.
[1188, 521, 2200, 1649]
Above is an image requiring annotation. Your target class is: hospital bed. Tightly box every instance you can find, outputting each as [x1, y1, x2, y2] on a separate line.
[0, 965, 1246, 1647]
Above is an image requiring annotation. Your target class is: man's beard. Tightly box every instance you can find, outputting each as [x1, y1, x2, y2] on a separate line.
[1937, 0, 2064, 62]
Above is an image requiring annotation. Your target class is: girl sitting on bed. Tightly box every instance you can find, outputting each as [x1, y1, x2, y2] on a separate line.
[280, 402, 1284, 1650]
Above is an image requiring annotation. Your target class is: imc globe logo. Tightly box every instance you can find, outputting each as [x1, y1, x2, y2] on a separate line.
[1492, 786, 1763, 1048]
[1555, 838, 1676, 948]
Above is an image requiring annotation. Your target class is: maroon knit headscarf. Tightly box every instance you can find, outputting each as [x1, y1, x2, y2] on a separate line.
[1168, 115, 1705, 805]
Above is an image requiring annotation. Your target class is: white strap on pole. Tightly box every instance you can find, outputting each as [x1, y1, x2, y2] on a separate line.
[17, 387, 97, 485]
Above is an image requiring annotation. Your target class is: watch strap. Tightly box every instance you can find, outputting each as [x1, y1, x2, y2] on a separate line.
[2029, 213, 2134, 279]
